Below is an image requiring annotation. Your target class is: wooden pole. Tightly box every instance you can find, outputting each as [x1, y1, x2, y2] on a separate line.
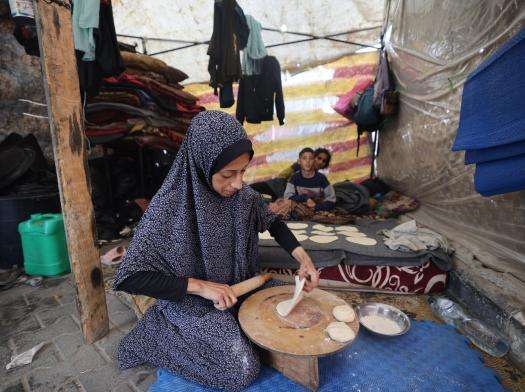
[32, 0, 109, 343]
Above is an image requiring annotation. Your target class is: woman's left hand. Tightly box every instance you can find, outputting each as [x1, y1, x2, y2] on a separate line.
[291, 247, 319, 292]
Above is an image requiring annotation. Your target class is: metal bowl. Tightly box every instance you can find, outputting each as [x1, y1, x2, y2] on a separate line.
[357, 302, 411, 337]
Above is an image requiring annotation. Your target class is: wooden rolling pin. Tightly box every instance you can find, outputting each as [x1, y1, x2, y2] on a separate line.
[231, 273, 273, 297]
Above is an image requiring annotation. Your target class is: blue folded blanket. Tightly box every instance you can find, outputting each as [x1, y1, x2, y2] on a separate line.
[452, 27, 525, 151]
[475, 153, 525, 196]
[465, 140, 525, 164]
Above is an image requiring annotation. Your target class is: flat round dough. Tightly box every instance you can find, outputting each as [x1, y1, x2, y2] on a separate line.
[335, 226, 358, 232]
[326, 322, 356, 343]
[259, 231, 272, 240]
[310, 235, 338, 244]
[291, 230, 306, 236]
[332, 305, 355, 322]
[311, 230, 336, 236]
[295, 234, 309, 242]
[287, 222, 308, 230]
[312, 224, 334, 232]
[340, 231, 367, 238]
[345, 237, 377, 246]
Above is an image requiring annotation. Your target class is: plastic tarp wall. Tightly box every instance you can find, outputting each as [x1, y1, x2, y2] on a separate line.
[186, 53, 377, 184]
[112, 0, 383, 83]
[379, 0, 525, 280]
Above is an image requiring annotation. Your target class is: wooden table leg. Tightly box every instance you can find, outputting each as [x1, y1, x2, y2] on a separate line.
[261, 350, 319, 391]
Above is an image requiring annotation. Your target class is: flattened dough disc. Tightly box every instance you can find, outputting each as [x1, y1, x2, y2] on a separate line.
[259, 231, 272, 240]
[310, 235, 338, 244]
[345, 236, 377, 246]
[340, 231, 367, 238]
[312, 224, 334, 232]
[295, 234, 309, 242]
[335, 226, 358, 232]
[332, 304, 356, 322]
[326, 322, 356, 343]
[311, 230, 336, 236]
[291, 230, 307, 236]
[287, 222, 308, 230]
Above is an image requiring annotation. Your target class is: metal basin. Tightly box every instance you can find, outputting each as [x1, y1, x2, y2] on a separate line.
[357, 302, 411, 337]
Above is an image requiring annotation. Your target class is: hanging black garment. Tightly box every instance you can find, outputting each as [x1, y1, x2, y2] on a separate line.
[76, 0, 124, 97]
[207, 0, 243, 104]
[236, 56, 285, 125]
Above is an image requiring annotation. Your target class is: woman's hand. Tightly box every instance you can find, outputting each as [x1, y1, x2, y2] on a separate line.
[187, 278, 237, 310]
[291, 247, 319, 292]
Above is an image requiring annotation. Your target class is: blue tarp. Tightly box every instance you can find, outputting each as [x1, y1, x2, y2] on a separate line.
[149, 320, 506, 392]
[452, 27, 525, 196]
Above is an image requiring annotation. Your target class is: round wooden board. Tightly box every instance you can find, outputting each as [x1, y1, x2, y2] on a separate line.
[239, 286, 359, 356]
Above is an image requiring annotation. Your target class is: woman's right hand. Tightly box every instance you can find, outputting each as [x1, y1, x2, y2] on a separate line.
[187, 278, 237, 310]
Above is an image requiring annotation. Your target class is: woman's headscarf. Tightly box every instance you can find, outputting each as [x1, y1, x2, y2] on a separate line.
[114, 111, 277, 288]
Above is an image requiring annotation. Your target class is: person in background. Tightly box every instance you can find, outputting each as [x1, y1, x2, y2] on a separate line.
[250, 147, 332, 201]
[284, 147, 336, 211]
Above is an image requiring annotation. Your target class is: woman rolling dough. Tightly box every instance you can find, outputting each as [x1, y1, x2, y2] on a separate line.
[113, 111, 319, 390]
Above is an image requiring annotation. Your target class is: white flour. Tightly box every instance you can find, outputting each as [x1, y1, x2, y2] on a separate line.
[360, 315, 403, 334]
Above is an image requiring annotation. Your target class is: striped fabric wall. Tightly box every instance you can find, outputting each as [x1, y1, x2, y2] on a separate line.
[185, 52, 378, 184]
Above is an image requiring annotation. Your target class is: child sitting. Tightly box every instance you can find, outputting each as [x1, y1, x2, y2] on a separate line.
[283, 147, 336, 211]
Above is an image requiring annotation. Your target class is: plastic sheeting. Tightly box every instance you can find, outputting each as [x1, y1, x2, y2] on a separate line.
[186, 53, 377, 185]
[378, 0, 525, 279]
[112, 0, 383, 83]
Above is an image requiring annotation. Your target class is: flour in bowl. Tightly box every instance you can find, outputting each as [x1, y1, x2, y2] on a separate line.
[360, 315, 403, 334]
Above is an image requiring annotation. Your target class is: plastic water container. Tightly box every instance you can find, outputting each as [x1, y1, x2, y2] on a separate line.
[18, 213, 70, 276]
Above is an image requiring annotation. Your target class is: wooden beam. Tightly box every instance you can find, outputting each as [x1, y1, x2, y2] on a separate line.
[32, 0, 109, 343]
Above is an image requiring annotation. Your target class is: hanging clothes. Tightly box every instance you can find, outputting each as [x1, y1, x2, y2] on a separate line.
[76, 0, 124, 97]
[241, 15, 267, 76]
[72, 0, 100, 61]
[207, 0, 246, 108]
[236, 56, 285, 125]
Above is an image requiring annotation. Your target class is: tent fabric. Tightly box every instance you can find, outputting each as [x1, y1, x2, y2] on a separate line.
[186, 53, 377, 185]
[377, 0, 525, 279]
[112, 0, 383, 83]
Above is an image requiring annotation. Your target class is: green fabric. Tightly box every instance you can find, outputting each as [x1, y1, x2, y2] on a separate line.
[242, 15, 267, 75]
[72, 0, 100, 61]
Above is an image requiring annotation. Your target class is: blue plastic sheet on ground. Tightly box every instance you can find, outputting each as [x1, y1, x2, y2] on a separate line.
[148, 320, 506, 392]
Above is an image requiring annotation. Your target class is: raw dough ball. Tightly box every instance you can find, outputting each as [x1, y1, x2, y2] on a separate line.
[335, 226, 358, 232]
[345, 237, 377, 246]
[259, 231, 272, 240]
[287, 222, 308, 230]
[295, 234, 309, 242]
[332, 305, 355, 322]
[311, 230, 336, 236]
[326, 322, 356, 343]
[310, 235, 338, 244]
[312, 224, 334, 232]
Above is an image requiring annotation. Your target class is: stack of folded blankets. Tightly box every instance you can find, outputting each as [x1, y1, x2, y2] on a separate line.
[452, 27, 525, 196]
[85, 51, 204, 148]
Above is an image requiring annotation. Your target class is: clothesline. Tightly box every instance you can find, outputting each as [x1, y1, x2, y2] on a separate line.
[117, 25, 381, 56]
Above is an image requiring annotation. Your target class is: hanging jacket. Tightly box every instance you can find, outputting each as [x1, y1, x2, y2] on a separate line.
[236, 56, 285, 125]
[207, 0, 243, 91]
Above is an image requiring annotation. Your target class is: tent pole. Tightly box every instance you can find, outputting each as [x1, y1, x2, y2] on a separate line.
[32, 0, 109, 344]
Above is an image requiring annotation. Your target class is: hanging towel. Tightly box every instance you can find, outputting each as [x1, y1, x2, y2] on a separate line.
[72, 0, 100, 61]
[452, 27, 525, 151]
[242, 15, 267, 75]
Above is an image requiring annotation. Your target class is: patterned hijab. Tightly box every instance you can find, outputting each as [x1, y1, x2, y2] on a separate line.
[114, 111, 276, 288]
